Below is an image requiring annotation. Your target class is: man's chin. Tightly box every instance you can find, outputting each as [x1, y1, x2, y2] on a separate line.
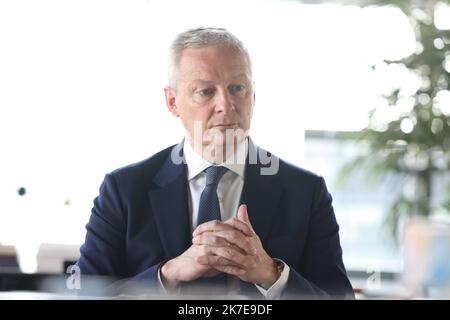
[204, 128, 247, 145]
[204, 137, 243, 149]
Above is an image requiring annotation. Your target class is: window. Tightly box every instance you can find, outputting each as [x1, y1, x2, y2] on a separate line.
[0, 0, 419, 273]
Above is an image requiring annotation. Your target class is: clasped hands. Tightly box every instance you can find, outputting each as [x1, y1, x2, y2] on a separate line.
[161, 204, 279, 290]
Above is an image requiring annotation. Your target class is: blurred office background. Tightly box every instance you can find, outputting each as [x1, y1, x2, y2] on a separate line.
[1, 0, 450, 298]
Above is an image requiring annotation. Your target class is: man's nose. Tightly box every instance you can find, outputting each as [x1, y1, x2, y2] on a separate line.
[215, 89, 234, 114]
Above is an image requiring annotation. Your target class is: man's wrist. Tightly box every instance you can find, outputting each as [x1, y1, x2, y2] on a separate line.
[160, 259, 179, 289]
[258, 259, 283, 289]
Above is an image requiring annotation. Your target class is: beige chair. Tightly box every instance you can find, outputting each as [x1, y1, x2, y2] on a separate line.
[36, 243, 80, 274]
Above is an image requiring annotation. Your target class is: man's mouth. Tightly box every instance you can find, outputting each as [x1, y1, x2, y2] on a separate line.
[211, 123, 238, 129]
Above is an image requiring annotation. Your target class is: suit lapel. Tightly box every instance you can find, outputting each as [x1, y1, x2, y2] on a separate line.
[240, 139, 283, 246]
[148, 142, 191, 259]
[238, 139, 283, 297]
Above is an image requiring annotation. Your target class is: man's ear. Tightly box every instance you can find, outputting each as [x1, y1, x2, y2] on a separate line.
[164, 86, 180, 117]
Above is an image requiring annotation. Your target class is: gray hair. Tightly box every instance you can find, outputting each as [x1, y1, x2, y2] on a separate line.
[167, 27, 252, 90]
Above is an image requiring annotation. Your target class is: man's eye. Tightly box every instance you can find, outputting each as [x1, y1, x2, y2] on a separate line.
[198, 88, 214, 97]
[230, 84, 245, 94]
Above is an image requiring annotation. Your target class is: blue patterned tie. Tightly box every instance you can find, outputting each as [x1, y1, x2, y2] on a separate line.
[197, 166, 228, 226]
[186, 165, 229, 294]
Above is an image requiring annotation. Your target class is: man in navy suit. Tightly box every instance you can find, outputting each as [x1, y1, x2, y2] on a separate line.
[77, 27, 354, 299]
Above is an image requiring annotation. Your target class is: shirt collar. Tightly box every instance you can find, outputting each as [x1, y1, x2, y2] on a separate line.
[183, 138, 248, 180]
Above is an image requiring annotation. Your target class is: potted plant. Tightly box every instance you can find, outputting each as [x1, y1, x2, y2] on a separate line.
[336, 0, 450, 240]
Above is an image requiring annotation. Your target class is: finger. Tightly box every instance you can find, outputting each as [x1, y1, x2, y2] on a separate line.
[195, 230, 256, 256]
[196, 253, 235, 266]
[237, 204, 255, 233]
[193, 235, 246, 255]
[214, 230, 257, 256]
[224, 217, 254, 237]
[212, 265, 247, 276]
[193, 220, 231, 237]
[192, 233, 231, 248]
[215, 247, 257, 269]
[197, 255, 246, 276]
[197, 245, 257, 269]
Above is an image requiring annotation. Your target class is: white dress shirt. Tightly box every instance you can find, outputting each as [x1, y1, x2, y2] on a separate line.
[158, 138, 289, 299]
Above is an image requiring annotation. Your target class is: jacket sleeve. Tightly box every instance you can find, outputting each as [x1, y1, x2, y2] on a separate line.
[76, 174, 162, 295]
[282, 176, 354, 299]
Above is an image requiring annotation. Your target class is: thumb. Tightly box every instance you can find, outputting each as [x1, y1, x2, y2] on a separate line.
[237, 204, 255, 233]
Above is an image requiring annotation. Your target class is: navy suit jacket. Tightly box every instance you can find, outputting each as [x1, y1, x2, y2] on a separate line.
[77, 139, 354, 299]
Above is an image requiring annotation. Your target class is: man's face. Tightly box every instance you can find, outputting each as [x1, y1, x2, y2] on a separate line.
[165, 44, 254, 151]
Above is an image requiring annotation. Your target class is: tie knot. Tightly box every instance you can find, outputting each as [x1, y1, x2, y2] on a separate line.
[205, 166, 228, 186]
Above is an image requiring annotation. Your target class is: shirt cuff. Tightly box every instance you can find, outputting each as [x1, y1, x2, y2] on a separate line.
[255, 259, 290, 300]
